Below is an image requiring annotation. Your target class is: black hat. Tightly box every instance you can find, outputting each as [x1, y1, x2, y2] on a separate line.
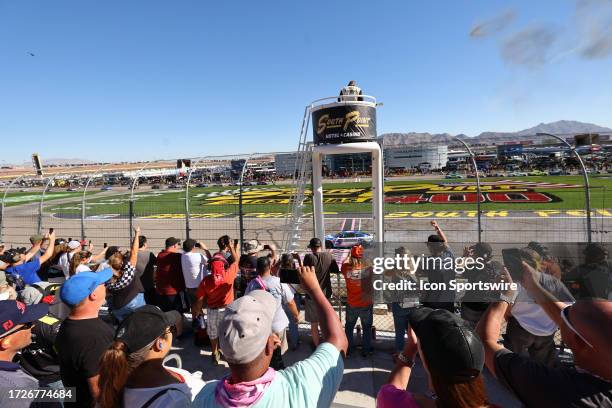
[527, 241, 548, 257]
[408, 308, 484, 383]
[308, 238, 322, 249]
[472, 243, 493, 258]
[165, 237, 181, 248]
[115, 305, 178, 353]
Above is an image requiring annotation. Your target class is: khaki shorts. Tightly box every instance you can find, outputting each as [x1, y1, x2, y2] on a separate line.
[304, 298, 319, 323]
[206, 307, 226, 339]
[275, 329, 288, 355]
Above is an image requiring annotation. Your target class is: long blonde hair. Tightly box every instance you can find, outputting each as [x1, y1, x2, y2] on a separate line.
[97, 333, 167, 408]
[69, 250, 91, 276]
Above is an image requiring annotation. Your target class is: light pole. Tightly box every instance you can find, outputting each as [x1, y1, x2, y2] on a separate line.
[452, 138, 482, 242]
[537, 132, 592, 242]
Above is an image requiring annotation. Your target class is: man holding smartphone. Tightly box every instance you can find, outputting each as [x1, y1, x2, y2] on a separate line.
[303, 238, 338, 348]
[192, 237, 240, 365]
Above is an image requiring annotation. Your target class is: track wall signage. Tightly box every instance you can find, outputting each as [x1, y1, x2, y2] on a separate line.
[200, 181, 579, 206]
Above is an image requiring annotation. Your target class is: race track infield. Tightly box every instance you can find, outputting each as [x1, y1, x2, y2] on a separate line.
[43, 175, 612, 217]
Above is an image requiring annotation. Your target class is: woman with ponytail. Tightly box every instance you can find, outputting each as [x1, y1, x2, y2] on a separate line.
[68, 250, 92, 276]
[98, 305, 204, 408]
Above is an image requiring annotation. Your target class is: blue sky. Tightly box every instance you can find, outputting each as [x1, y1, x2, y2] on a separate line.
[1, 0, 611, 163]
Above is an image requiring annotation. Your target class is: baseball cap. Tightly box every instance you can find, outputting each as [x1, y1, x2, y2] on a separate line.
[351, 245, 364, 259]
[67, 240, 81, 250]
[218, 290, 276, 364]
[408, 308, 484, 383]
[0, 300, 48, 338]
[584, 243, 607, 259]
[243, 239, 263, 255]
[29, 234, 44, 244]
[527, 241, 548, 257]
[472, 243, 492, 258]
[115, 305, 178, 353]
[308, 238, 322, 249]
[165, 237, 181, 248]
[60, 269, 113, 306]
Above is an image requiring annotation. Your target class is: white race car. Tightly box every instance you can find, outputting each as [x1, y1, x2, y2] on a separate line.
[324, 230, 374, 249]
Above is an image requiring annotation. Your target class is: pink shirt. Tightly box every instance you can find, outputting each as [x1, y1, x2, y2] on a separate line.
[377, 384, 420, 408]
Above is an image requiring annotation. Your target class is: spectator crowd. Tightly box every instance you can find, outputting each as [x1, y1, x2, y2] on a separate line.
[0, 221, 610, 407]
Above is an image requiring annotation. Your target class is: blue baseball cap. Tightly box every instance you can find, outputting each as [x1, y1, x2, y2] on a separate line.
[60, 269, 113, 306]
[0, 300, 48, 338]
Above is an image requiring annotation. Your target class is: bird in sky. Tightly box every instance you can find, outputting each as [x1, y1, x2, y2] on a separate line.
[27, 52, 35, 56]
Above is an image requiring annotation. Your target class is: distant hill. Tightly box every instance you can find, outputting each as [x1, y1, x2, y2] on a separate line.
[381, 120, 612, 146]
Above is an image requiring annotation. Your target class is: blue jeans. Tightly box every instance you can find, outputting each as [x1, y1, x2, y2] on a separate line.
[392, 302, 416, 352]
[113, 293, 146, 322]
[284, 295, 300, 349]
[345, 304, 373, 352]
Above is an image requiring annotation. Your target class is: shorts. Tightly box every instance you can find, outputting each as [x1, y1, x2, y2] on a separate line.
[206, 307, 226, 339]
[158, 293, 188, 313]
[304, 297, 319, 323]
[275, 329, 288, 355]
[185, 288, 198, 306]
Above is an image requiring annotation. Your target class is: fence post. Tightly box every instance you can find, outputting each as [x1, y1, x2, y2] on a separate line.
[38, 176, 56, 234]
[185, 166, 195, 241]
[452, 137, 482, 242]
[0, 176, 24, 242]
[238, 155, 253, 245]
[537, 132, 592, 242]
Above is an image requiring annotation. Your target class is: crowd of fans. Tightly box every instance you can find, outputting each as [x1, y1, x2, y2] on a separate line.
[0, 222, 610, 407]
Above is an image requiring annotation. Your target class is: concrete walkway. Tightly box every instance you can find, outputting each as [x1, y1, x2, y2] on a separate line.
[170, 326, 521, 408]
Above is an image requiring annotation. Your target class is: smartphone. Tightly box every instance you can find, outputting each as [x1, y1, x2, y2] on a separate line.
[89, 240, 92, 246]
[195, 242, 201, 248]
[49, 228, 54, 234]
[502, 248, 524, 281]
[279, 268, 301, 285]
[103, 242, 108, 248]
[263, 244, 271, 250]
[234, 239, 239, 247]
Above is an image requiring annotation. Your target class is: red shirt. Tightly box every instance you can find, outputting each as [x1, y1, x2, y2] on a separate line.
[195, 263, 238, 308]
[155, 250, 185, 295]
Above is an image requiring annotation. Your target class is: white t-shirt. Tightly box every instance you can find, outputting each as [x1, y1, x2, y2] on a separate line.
[58, 252, 73, 278]
[181, 252, 208, 289]
[75, 264, 91, 274]
[511, 272, 574, 336]
[123, 367, 205, 407]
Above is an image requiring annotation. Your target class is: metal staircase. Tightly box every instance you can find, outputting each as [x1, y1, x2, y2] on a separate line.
[281, 106, 313, 253]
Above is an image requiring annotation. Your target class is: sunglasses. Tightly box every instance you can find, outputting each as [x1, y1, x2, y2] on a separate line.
[561, 305, 594, 349]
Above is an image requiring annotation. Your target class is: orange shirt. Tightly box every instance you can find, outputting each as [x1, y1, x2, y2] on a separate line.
[341, 263, 372, 308]
[195, 263, 238, 308]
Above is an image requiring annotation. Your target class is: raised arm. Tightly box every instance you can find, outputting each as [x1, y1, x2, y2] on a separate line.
[520, 261, 566, 326]
[475, 268, 516, 378]
[38, 231, 56, 264]
[430, 220, 447, 243]
[386, 328, 418, 389]
[128, 226, 140, 266]
[196, 240, 212, 259]
[298, 265, 348, 354]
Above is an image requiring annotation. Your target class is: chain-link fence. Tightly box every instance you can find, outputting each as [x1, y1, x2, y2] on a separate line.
[1, 147, 610, 345]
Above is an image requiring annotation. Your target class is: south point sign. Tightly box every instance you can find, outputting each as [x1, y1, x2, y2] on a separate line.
[311, 104, 377, 145]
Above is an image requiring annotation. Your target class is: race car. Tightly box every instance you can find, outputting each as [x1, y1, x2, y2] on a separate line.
[324, 230, 374, 249]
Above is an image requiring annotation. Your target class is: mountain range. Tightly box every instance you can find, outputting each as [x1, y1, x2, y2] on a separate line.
[381, 120, 612, 146]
